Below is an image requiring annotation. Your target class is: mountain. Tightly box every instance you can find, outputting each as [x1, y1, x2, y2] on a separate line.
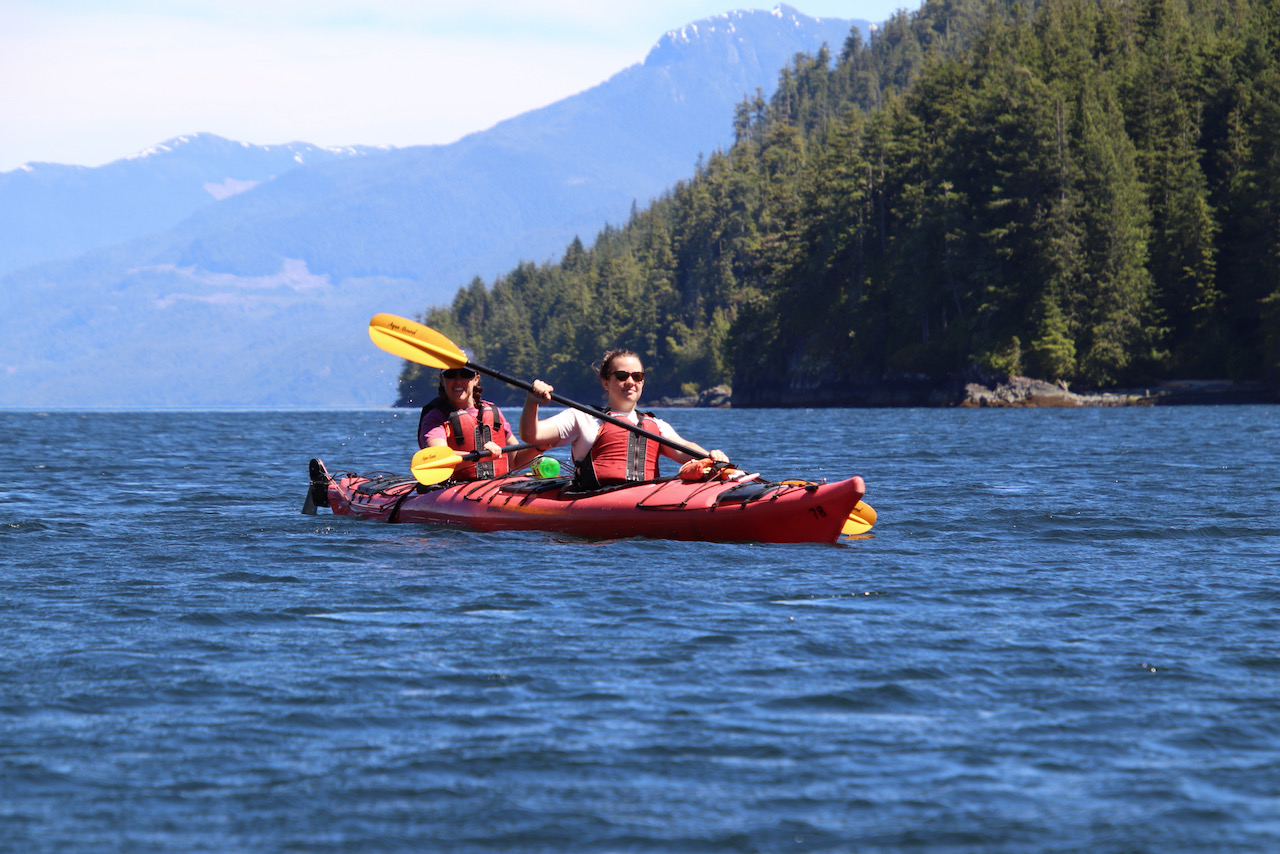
[0, 135, 390, 278]
[0, 5, 866, 408]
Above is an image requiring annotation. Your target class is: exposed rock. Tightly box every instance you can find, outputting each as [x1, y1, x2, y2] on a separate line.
[960, 376, 1141, 407]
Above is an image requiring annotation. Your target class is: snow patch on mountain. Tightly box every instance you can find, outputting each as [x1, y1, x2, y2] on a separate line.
[144, 259, 331, 310]
[647, 5, 835, 66]
[204, 177, 261, 200]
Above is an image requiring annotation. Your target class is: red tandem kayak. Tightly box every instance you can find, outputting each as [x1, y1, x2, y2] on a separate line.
[304, 458, 866, 544]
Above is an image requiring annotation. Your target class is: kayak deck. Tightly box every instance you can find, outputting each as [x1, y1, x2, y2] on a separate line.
[305, 458, 866, 544]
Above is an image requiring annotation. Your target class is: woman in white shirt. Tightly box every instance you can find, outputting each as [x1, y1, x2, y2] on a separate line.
[519, 349, 728, 489]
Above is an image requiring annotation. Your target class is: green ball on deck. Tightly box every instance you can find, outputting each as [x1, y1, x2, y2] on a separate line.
[531, 457, 561, 478]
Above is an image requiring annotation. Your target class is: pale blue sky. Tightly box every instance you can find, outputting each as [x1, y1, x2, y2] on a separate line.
[0, 1, 921, 172]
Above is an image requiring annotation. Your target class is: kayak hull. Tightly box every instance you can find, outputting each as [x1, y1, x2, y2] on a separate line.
[308, 459, 865, 544]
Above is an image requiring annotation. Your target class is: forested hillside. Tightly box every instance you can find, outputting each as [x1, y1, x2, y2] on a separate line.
[398, 0, 1280, 406]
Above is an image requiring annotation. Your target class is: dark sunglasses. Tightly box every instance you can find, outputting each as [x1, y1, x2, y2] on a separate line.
[441, 368, 477, 380]
[610, 370, 645, 383]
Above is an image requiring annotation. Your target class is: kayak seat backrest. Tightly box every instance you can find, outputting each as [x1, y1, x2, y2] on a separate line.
[355, 474, 419, 495]
[499, 476, 574, 494]
[714, 481, 780, 505]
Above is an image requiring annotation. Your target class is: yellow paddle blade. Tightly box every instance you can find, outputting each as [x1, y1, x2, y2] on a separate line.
[368, 313, 468, 369]
[841, 515, 872, 536]
[841, 501, 876, 536]
[410, 445, 466, 485]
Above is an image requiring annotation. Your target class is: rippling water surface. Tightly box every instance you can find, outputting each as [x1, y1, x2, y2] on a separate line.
[3, 406, 1279, 852]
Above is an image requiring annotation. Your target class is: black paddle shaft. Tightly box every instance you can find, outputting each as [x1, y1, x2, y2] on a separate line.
[457, 441, 540, 461]
[467, 362, 708, 460]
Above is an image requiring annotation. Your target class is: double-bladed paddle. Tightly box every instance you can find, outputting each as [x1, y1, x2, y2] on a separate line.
[370, 313, 876, 533]
[370, 313, 707, 459]
[411, 442, 541, 486]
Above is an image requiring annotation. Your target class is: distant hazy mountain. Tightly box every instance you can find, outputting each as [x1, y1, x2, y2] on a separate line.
[1, 5, 866, 408]
[0, 136, 389, 278]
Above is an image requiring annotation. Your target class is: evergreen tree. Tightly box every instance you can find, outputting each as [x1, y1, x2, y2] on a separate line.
[1076, 77, 1160, 384]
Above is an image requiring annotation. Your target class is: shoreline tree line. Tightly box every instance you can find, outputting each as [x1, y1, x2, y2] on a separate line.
[397, 0, 1280, 406]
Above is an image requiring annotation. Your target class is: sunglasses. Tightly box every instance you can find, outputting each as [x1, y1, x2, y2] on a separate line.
[610, 370, 646, 383]
[441, 368, 477, 380]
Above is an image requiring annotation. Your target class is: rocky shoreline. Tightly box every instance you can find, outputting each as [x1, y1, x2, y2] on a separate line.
[654, 377, 1277, 407]
[961, 376, 1140, 407]
[960, 376, 1278, 406]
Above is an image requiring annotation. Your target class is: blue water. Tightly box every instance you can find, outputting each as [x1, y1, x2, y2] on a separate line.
[2, 406, 1279, 852]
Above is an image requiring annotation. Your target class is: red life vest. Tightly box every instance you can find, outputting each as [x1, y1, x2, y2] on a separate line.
[418, 397, 510, 480]
[575, 410, 661, 489]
